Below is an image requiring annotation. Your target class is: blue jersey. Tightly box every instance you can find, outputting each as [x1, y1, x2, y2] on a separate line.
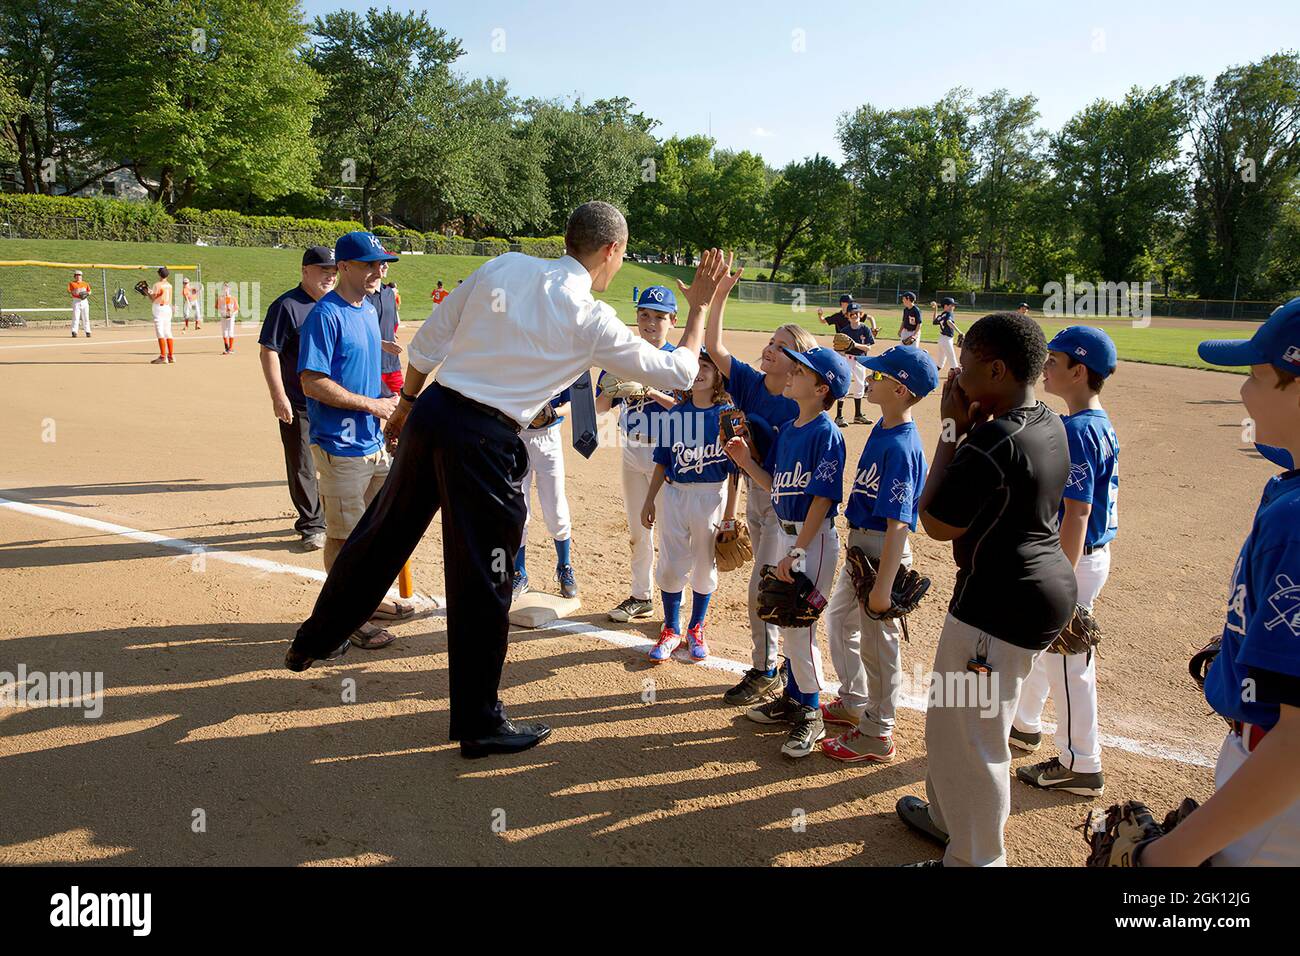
[1258, 443, 1295, 470]
[1059, 408, 1119, 549]
[599, 342, 675, 440]
[767, 412, 846, 522]
[297, 291, 384, 456]
[845, 420, 928, 532]
[726, 357, 799, 465]
[1204, 470, 1300, 730]
[652, 401, 735, 484]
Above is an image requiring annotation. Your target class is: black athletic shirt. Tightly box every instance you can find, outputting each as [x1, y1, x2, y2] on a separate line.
[258, 285, 320, 409]
[841, 324, 875, 352]
[926, 401, 1077, 649]
[901, 305, 922, 335]
[823, 309, 852, 334]
[935, 310, 957, 338]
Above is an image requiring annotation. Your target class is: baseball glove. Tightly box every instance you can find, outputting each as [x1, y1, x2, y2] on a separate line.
[600, 373, 648, 402]
[832, 332, 854, 353]
[527, 405, 558, 430]
[756, 564, 826, 628]
[133, 279, 150, 297]
[1047, 604, 1102, 655]
[955, 332, 965, 348]
[74, 289, 90, 300]
[714, 518, 753, 572]
[1082, 798, 1200, 867]
[1189, 636, 1221, 689]
[844, 546, 930, 642]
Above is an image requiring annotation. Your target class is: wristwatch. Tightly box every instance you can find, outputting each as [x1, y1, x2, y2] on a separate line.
[399, 388, 419, 404]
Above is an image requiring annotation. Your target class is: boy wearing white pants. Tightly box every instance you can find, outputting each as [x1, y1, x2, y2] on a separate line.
[727, 345, 850, 758]
[514, 388, 579, 600]
[148, 267, 175, 364]
[68, 270, 92, 337]
[1013, 327, 1120, 797]
[821, 346, 938, 763]
[597, 285, 680, 624]
[931, 297, 961, 370]
[642, 353, 736, 663]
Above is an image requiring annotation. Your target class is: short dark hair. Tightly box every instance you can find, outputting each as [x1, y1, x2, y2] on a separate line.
[158, 266, 169, 279]
[565, 201, 628, 258]
[1065, 356, 1107, 393]
[962, 312, 1047, 384]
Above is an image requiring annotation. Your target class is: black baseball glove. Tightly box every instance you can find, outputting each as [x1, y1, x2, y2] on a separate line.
[1189, 636, 1221, 689]
[1082, 798, 1200, 867]
[133, 279, 151, 297]
[756, 564, 825, 628]
[843, 545, 930, 641]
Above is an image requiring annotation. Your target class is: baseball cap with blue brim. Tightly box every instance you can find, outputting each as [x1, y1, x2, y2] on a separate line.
[1198, 296, 1300, 377]
[1048, 326, 1118, 378]
[334, 231, 400, 263]
[780, 346, 851, 400]
[856, 345, 940, 398]
[636, 285, 677, 314]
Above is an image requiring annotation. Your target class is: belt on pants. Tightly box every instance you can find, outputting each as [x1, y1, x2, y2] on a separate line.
[1083, 543, 1109, 555]
[1230, 720, 1269, 753]
[778, 518, 830, 535]
[442, 386, 521, 434]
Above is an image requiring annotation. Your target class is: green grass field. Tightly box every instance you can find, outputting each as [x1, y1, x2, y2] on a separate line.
[0, 238, 1253, 372]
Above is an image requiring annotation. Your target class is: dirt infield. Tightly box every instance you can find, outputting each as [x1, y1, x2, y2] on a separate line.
[0, 323, 1270, 865]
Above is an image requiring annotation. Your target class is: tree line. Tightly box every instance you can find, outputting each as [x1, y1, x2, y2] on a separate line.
[1, 1, 1297, 299]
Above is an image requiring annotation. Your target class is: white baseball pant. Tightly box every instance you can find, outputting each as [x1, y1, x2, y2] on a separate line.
[1211, 728, 1300, 866]
[71, 299, 91, 334]
[937, 334, 959, 370]
[825, 527, 912, 737]
[1013, 545, 1111, 773]
[521, 423, 571, 541]
[846, 360, 867, 400]
[655, 480, 727, 596]
[184, 301, 201, 322]
[745, 480, 784, 671]
[621, 439, 659, 601]
[151, 304, 173, 339]
[220, 315, 237, 338]
[773, 521, 838, 696]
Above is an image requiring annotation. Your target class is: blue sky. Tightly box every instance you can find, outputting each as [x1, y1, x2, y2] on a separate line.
[301, 0, 1298, 167]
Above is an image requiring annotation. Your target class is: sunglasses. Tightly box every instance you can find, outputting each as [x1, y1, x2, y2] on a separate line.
[867, 371, 900, 384]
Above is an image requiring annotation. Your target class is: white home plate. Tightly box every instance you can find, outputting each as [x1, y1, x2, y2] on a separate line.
[509, 591, 581, 627]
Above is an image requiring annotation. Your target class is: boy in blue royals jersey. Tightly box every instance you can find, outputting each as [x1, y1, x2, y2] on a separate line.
[642, 351, 738, 662]
[703, 260, 819, 704]
[1140, 298, 1300, 867]
[1013, 327, 1119, 797]
[727, 346, 851, 758]
[821, 346, 938, 763]
[597, 286, 683, 624]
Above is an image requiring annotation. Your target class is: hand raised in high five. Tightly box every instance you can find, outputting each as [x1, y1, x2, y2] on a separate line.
[676, 248, 728, 310]
[709, 251, 744, 307]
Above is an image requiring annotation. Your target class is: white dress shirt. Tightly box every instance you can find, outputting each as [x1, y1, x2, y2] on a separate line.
[407, 253, 699, 425]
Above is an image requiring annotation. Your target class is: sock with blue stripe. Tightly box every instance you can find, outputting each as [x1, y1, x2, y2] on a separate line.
[661, 590, 683, 634]
[688, 591, 711, 628]
[554, 537, 571, 567]
[513, 545, 526, 575]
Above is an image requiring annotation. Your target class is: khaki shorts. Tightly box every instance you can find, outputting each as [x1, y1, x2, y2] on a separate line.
[310, 445, 392, 539]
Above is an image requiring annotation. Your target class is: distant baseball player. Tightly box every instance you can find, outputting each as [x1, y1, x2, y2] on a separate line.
[1016, 302, 1031, 317]
[68, 269, 91, 338]
[217, 281, 239, 355]
[642, 350, 737, 663]
[821, 346, 937, 764]
[704, 265, 818, 705]
[832, 304, 877, 426]
[431, 280, 448, 307]
[727, 346, 851, 758]
[898, 291, 922, 346]
[817, 294, 855, 334]
[182, 277, 202, 331]
[514, 384, 580, 601]
[1013, 327, 1119, 797]
[596, 285, 683, 624]
[1135, 300, 1300, 866]
[632, 286, 640, 304]
[897, 312, 1077, 867]
[931, 297, 962, 370]
[148, 267, 175, 364]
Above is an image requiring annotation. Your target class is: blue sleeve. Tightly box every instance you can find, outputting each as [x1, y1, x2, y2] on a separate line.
[653, 443, 670, 467]
[807, 429, 846, 503]
[297, 306, 336, 376]
[258, 299, 289, 352]
[872, 447, 918, 524]
[1257, 444, 1295, 470]
[1062, 424, 1099, 504]
[727, 358, 757, 409]
[1239, 510, 1300, 680]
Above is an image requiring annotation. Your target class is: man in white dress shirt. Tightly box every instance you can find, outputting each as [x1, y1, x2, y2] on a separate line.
[285, 202, 726, 758]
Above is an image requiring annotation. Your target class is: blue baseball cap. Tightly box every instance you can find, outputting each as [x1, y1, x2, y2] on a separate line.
[1199, 296, 1300, 376]
[839, 294, 854, 305]
[901, 291, 917, 301]
[780, 346, 851, 400]
[940, 296, 956, 307]
[1047, 326, 1118, 378]
[636, 285, 677, 314]
[334, 231, 399, 264]
[856, 345, 940, 397]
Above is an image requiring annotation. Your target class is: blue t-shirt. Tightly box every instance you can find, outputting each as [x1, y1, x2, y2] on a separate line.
[1059, 408, 1119, 549]
[652, 400, 735, 484]
[297, 291, 384, 457]
[1204, 470, 1300, 730]
[599, 342, 675, 441]
[767, 412, 846, 522]
[726, 357, 799, 465]
[845, 420, 928, 532]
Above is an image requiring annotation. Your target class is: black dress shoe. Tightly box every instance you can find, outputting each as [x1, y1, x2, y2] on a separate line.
[896, 795, 950, 847]
[284, 638, 350, 672]
[459, 720, 552, 759]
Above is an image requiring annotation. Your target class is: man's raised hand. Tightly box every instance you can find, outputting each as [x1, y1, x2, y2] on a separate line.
[677, 248, 728, 309]
[709, 252, 744, 307]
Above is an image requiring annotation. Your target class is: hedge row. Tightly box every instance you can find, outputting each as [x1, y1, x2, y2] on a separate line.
[0, 194, 566, 258]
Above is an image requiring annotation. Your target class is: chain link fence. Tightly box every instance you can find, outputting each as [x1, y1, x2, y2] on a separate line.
[936, 290, 1280, 322]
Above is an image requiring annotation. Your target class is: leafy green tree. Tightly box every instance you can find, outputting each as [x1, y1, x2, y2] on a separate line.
[765, 154, 849, 280]
[0, 1, 78, 193]
[1183, 53, 1300, 298]
[972, 90, 1044, 289]
[1051, 84, 1187, 283]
